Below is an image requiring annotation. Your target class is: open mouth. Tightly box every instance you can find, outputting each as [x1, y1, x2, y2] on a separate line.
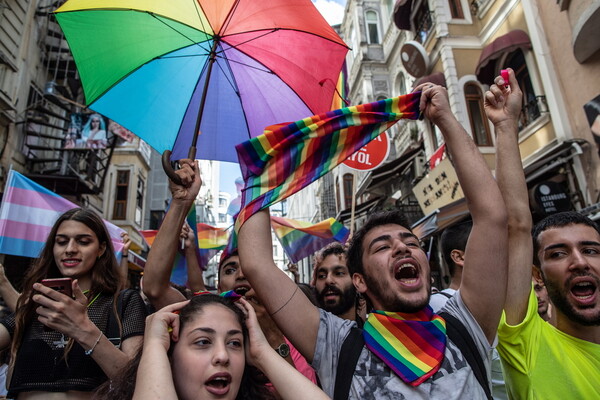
[570, 281, 597, 301]
[233, 285, 251, 296]
[205, 374, 231, 395]
[394, 263, 419, 284]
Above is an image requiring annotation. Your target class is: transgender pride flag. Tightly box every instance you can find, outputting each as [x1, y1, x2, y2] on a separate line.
[0, 169, 125, 259]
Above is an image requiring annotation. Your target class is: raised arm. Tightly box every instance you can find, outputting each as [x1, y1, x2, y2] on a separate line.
[238, 209, 321, 362]
[182, 222, 207, 293]
[484, 69, 531, 325]
[119, 232, 132, 290]
[416, 84, 508, 343]
[240, 298, 330, 400]
[143, 160, 201, 310]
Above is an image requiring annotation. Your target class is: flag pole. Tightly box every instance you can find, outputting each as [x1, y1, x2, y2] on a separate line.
[349, 171, 357, 236]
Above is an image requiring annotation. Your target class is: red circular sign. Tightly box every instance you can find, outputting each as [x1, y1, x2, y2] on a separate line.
[343, 132, 390, 171]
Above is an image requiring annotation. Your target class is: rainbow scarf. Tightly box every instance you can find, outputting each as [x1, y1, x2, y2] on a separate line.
[271, 216, 349, 263]
[233, 93, 421, 235]
[363, 307, 447, 386]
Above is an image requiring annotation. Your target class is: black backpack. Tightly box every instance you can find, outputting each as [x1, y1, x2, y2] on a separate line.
[333, 311, 492, 400]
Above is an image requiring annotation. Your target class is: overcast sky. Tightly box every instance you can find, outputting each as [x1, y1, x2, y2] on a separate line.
[313, 0, 346, 25]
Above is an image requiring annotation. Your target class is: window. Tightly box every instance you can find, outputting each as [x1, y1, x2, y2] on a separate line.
[366, 11, 380, 44]
[135, 178, 145, 225]
[113, 170, 130, 220]
[149, 210, 165, 230]
[218, 213, 227, 223]
[219, 197, 227, 207]
[343, 173, 354, 210]
[397, 73, 407, 96]
[448, 0, 464, 19]
[464, 82, 492, 146]
[413, 1, 433, 44]
[504, 49, 541, 130]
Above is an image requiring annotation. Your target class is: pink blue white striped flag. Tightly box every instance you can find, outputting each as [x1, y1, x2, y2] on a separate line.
[0, 169, 125, 259]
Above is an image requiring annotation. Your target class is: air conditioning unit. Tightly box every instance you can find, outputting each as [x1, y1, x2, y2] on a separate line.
[412, 155, 426, 178]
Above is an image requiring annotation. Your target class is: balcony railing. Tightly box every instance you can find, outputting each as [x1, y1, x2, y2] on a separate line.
[519, 95, 549, 131]
[414, 11, 435, 44]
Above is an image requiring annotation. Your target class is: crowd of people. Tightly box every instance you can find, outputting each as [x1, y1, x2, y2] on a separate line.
[0, 70, 598, 399]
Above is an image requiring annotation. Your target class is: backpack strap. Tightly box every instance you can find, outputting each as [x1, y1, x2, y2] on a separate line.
[439, 311, 492, 400]
[333, 327, 364, 400]
[434, 290, 453, 299]
[106, 289, 131, 348]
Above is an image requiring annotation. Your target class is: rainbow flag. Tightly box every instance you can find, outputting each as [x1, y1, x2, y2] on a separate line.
[141, 221, 229, 285]
[330, 61, 349, 110]
[234, 93, 421, 233]
[196, 223, 229, 268]
[271, 216, 349, 263]
[0, 169, 125, 259]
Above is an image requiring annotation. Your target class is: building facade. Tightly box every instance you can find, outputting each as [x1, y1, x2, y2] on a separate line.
[288, 0, 600, 284]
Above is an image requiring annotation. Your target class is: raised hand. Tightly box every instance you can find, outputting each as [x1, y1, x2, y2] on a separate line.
[168, 159, 202, 203]
[143, 300, 190, 351]
[484, 68, 523, 128]
[413, 83, 453, 126]
[33, 279, 92, 339]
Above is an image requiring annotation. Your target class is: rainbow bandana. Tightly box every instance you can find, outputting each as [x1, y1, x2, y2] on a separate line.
[363, 306, 447, 386]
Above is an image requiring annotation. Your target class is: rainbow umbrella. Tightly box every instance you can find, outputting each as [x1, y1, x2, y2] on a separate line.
[54, 0, 349, 170]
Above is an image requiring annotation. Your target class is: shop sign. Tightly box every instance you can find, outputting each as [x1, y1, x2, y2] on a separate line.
[401, 41, 429, 78]
[412, 157, 464, 215]
[533, 181, 571, 215]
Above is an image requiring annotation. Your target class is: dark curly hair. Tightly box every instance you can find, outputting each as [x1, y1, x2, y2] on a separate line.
[94, 294, 275, 400]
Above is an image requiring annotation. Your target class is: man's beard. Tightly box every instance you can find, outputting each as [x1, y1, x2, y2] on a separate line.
[544, 272, 600, 327]
[317, 284, 356, 316]
[363, 272, 430, 313]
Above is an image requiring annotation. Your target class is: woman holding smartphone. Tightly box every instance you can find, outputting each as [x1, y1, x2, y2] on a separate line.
[0, 208, 147, 399]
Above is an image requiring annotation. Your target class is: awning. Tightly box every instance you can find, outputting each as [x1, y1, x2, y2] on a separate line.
[394, 0, 414, 31]
[476, 30, 531, 84]
[337, 196, 383, 223]
[523, 139, 586, 183]
[357, 147, 422, 197]
[412, 72, 446, 89]
[411, 198, 469, 240]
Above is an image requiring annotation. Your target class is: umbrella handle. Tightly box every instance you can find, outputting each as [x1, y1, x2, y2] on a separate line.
[161, 150, 184, 186]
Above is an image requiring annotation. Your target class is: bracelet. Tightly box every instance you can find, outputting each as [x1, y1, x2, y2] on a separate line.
[85, 332, 103, 356]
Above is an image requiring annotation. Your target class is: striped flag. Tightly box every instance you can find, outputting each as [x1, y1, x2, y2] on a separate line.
[234, 93, 421, 233]
[0, 169, 125, 259]
[140, 221, 229, 285]
[271, 216, 349, 263]
[197, 223, 229, 267]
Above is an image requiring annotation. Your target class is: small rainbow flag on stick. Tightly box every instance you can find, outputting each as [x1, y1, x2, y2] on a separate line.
[233, 93, 421, 233]
[271, 216, 349, 263]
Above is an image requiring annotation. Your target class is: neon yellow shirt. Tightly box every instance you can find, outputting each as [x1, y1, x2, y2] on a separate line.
[497, 289, 600, 399]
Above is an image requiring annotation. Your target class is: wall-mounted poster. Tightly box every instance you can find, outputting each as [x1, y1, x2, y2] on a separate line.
[64, 113, 109, 149]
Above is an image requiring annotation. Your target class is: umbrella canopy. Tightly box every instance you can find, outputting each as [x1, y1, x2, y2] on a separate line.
[55, 0, 348, 162]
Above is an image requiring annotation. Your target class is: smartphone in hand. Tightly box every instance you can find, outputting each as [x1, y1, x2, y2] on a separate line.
[40, 278, 73, 298]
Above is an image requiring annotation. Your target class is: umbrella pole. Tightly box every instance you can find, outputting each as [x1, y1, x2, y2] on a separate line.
[162, 39, 220, 184]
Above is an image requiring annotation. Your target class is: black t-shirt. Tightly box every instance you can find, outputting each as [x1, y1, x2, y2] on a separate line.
[1, 290, 146, 395]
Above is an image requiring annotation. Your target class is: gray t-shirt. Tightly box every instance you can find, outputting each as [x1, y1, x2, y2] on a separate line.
[312, 292, 493, 400]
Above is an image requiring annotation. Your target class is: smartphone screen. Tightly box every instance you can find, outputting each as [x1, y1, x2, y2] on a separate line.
[40, 278, 73, 298]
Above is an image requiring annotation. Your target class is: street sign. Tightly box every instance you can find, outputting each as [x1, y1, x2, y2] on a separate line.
[343, 132, 390, 171]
